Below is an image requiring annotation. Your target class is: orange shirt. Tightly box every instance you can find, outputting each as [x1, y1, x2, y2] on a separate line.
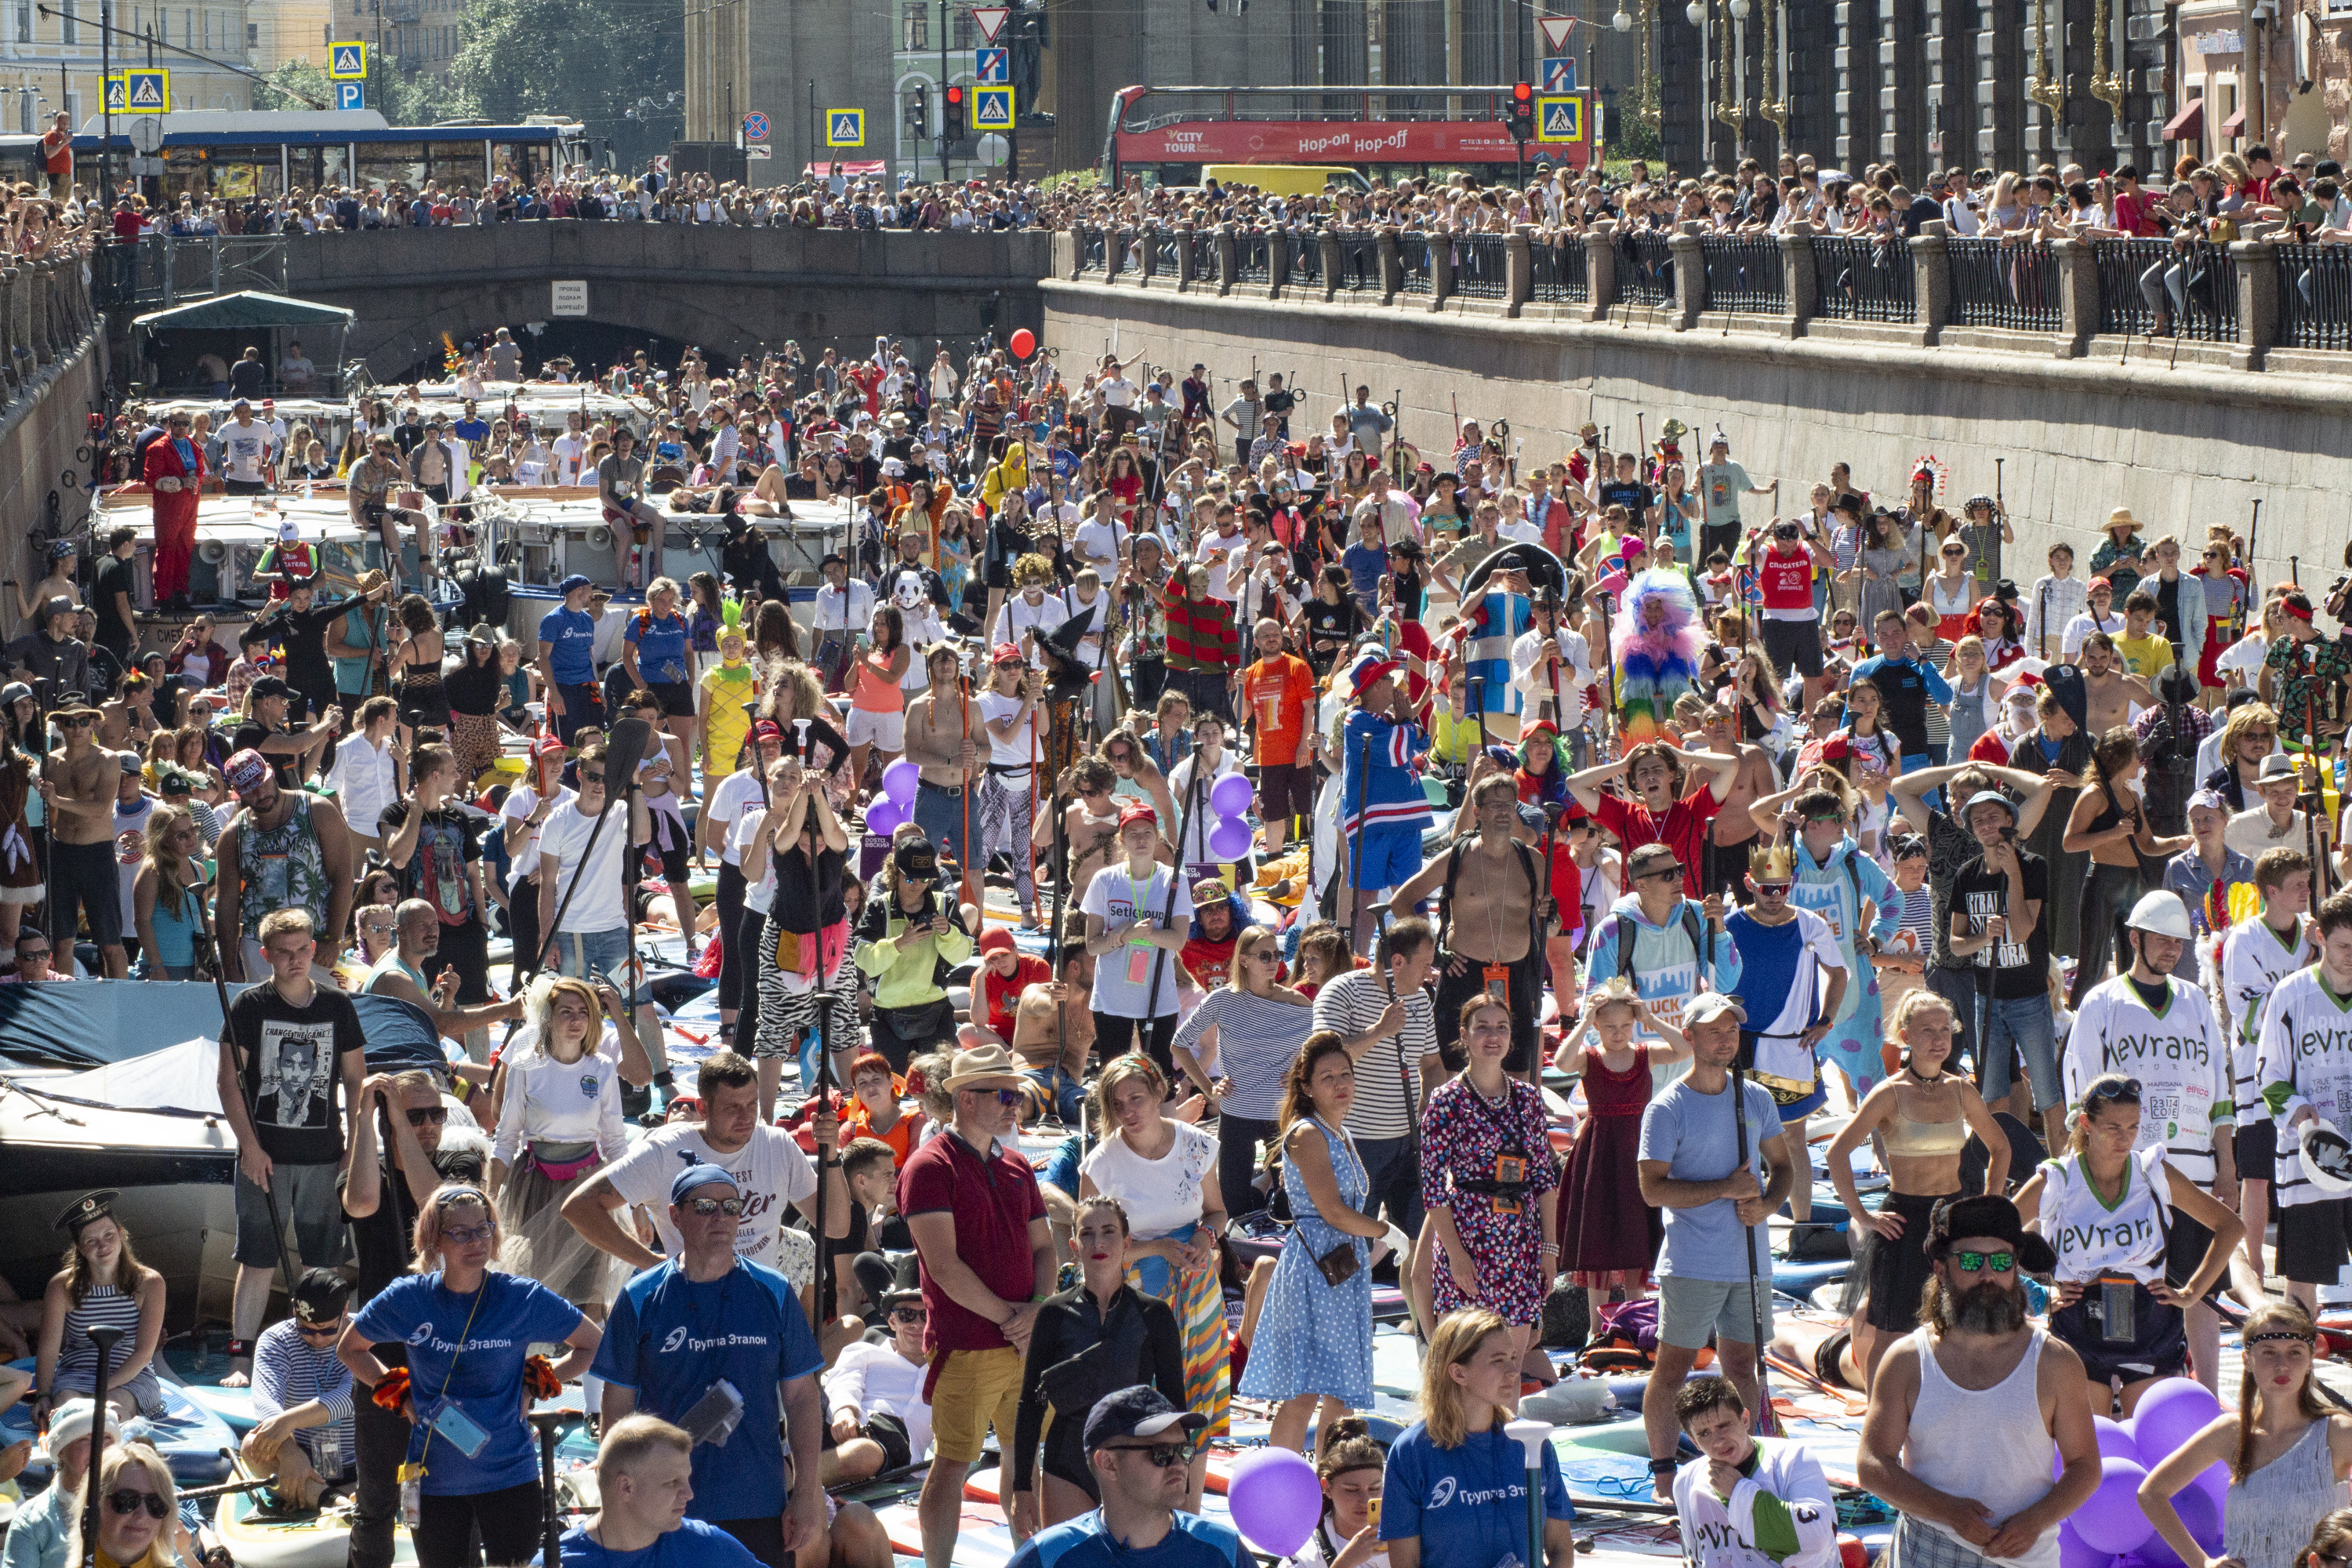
[1242, 652, 1316, 765]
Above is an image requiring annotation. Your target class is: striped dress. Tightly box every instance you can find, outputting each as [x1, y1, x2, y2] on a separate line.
[1080, 1123, 1232, 1440]
[56, 1281, 164, 1415]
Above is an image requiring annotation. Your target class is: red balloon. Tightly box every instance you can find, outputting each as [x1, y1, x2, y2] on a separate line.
[1009, 328, 1036, 359]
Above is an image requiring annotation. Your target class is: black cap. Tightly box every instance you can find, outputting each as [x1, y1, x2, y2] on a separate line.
[249, 675, 295, 700]
[1926, 1194, 2058, 1274]
[292, 1267, 352, 1324]
[56, 1189, 119, 1235]
[1081, 1385, 1209, 1452]
[892, 836, 938, 879]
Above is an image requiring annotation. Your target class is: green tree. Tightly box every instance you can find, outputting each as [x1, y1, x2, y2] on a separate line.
[446, 0, 681, 168]
[253, 56, 333, 112]
[252, 47, 477, 122]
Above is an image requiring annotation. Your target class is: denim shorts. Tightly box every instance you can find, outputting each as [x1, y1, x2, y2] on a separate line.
[1977, 993, 2060, 1111]
[550, 927, 647, 1006]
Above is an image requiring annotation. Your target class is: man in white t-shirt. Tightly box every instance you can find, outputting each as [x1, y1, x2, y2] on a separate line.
[1073, 493, 1129, 579]
[499, 735, 573, 989]
[561, 1051, 827, 1292]
[1194, 502, 1250, 601]
[551, 413, 590, 488]
[535, 735, 662, 1055]
[217, 400, 277, 494]
[1512, 586, 1594, 742]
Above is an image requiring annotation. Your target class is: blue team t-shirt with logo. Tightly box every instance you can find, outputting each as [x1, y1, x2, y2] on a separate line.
[559, 1517, 764, 1568]
[1007, 1508, 1252, 1568]
[590, 1258, 822, 1520]
[350, 1270, 584, 1496]
[1378, 1419, 1573, 1568]
[539, 605, 601, 687]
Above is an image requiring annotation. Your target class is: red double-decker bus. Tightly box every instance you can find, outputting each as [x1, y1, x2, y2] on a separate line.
[1098, 83, 1592, 188]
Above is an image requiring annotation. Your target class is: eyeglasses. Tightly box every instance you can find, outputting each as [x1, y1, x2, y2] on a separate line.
[1950, 1250, 2016, 1274]
[1105, 1442, 1193, 1468]
[107, 1491, 170, 1521]
[684, 1196, 746, 1217]
[16, 946, 49, 959]
[440, 1223, 495, 1245]
[405, 1106, 448, 1127]
[961, 1087, 1024, 1105]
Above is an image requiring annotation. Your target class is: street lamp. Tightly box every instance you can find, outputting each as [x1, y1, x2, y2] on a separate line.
[1612, 6, 1629, 24]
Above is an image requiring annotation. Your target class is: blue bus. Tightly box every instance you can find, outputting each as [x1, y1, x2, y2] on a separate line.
[59, 110, 591, 201]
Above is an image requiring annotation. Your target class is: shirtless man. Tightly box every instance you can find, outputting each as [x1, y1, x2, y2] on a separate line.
[1036, 757, 1122, 899]
[2080, 631, 2154, 738]
[38, 706, 130, 977]
[346, 434, 430, 590]
[1386, 768, 1550, 1083]
[1695, 700, 1778, 900]
[899, 644, 981, 879]
[1009, 938, 1094, 1124]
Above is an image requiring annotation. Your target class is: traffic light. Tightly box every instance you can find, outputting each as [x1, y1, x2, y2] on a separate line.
[944, 83, 965, 126]
[1506, 81, 1535, 140]
[906, 83, 927, 132]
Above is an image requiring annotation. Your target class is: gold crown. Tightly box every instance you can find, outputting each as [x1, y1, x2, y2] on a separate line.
[1748, 841, 1794, 881]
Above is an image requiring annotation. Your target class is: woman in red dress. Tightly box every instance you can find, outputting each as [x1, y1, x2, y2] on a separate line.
[1554, 978, 1688, 1321]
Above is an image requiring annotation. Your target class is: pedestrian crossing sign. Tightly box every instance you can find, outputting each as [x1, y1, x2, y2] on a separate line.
[826, 109, 865, 147]
[125, 68, 168, 113]
[969, 85, 1013, 130]
[1534, 94, 1583, 143]
[103, 75, 125, 112]
[328, 41, 367, 79]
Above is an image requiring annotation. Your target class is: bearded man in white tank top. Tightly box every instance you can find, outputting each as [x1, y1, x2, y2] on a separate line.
[1857, 1195, 2103, 1568]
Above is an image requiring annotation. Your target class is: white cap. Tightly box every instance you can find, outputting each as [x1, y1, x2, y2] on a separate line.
[2125, 890, 2193, 941]
[45, 1396, 120, 1451]
[2303, 1123, 2352, 1196]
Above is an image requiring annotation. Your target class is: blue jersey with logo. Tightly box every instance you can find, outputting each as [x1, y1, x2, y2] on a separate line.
[349, 1270, 583, 1496]
[559, 1517, 763, 1568]
[1378, 1419, 1573, 1568]
[590, 1258, 822, 1520]
[1007, 1508, 1252, 1568]
[539, 605, 600, 686]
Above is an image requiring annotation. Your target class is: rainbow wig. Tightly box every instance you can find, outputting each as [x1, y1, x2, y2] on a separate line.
[1613, 568, 1703, 746]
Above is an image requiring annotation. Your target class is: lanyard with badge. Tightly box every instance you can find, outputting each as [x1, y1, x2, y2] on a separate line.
[1122, 869, 1157, 985]
[398, 1278, 491, 1526]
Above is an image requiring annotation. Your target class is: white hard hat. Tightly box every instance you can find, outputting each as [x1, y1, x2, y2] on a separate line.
[2302, 1122, 2352, 1197]
[2125, 891, 2194, 941]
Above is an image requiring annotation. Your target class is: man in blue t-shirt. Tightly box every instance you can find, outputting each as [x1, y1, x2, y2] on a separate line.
[537, 574, 605, 746]
[593, 1164, 826, 1568]
[1007, 1387, 1244, 1568]
[560, 1414, 764, 1568]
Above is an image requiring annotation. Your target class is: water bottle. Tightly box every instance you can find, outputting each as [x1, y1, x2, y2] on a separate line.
[398, 1464, 423, 1530]
[319, 1424, 342, 1483]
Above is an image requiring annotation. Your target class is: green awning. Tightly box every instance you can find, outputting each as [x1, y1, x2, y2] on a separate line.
[132, 291, 356, 332]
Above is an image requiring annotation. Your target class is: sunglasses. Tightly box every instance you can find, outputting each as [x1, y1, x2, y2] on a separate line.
[1105, 1442, 1193, 1468]
[16, 946, 49, 959]
[1751, 882, 1791, 897]
[684, 1196, 747, 1217]
[405, 1106, 448, 1127]
[58, 715, 96, 728]
[296, 1319, 344, 1339]
[962, 1087, 1025, 1105]
[580, 771, 606, 785]
[440, 1222, 495, 1245]
[107, 1491, 170, 1521]
[2085, 1076, 2143, 1105]
[890, 1306, 927, 1323]
[1950, 1250, 2016, 1274]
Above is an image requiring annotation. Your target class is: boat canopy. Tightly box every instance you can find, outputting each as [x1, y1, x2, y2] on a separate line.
[0, 980, 445, 1070]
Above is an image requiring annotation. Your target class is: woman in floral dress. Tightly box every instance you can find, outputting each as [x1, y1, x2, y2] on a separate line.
[1421, 996, 1563, 1363]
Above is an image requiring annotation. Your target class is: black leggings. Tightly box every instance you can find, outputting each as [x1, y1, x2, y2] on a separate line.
[716, 861, 750, 1016]
[508, 872, 542, 989]
[412, 1479, 541, 1568]
[1092, 1011, 1178, 1090]
[2068, 862, 2143, 1008]
[1218, 1110, 1280, 1219]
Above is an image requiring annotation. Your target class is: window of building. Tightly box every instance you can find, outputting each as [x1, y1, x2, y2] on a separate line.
[901, 1, 926, 47]
[13, 2, 27, 42]
[950, 6, 973, 47]
[59, 0, 74, 44]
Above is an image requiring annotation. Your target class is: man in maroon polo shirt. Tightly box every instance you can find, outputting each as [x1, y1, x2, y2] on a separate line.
[1566, 739, 1741, 899]
[899, 1043, 1058, 1568]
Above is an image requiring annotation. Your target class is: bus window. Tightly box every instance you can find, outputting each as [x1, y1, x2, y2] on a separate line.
[491, 140, 546, 187]
[356, 140, 428, 193]
[209, 145, 284, 199]
[426, 140, 486, 193]
[285, 143, 352, 194]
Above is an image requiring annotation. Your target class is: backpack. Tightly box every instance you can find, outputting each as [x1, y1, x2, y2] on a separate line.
[1613, 902, 1708, 982]
[1581, 1298, 1664, 1370]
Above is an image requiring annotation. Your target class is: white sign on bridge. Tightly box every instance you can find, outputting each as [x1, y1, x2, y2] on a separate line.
[551, 280, 588, 317]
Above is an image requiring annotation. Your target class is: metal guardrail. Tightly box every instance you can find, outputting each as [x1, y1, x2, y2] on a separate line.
[1149, 228, 1179, 278]
[1397, 230, 1433, 295]
[1289, 230, 1322, 289]
[1076, 225, 1106, 273]
[1617, 231, 1675, 307]
[1811, 235, 1914, 322]
[1454, 234, 1508, 299]
[1334, 230, 1379, 292]
[1187, 227, 1218, 283]
[1947, 238, 2060, 332]
[1235, 229, 1270, 285]
[1700, 235, 1784, 314]
[2096, 237, 2238, 343]
[1530, 232, 1587, 302]
[2274, 244, 2352, 350]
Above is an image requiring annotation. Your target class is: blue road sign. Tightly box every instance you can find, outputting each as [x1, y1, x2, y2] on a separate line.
[336, 80, 365, 111]
[975, 46, 1008, 83]
[328, 41, 366, 78]
[1541, 55, 1576, 90]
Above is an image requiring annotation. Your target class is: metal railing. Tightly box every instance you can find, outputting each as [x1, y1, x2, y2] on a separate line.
[1700, 235, 1784, 314]
[1288, 229, 1323, 289]
[1187, 227, 1218, 283]
[2095, 238, 2237, 343]
[1811, 235, 1915, 321]
[1235, 228, 1271, 285]
[2274, 244, 2352, 350]
[1453, 234, 1508, 299]
[1397, 230, 1433, 294]
[1530, 232, 1587, 302]
[1076, 225, 1106, 273]
[1148, 227, 1180, 278]
[1947, 238, 2061, 332]
[1334, 230, 1380, 292]
[1616, 230, 1675, 307]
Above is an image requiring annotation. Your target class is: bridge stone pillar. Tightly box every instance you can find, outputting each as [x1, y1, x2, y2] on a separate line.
[1266, 229, 1290, 299]
[39, 260, 60, 361]
[1581, 223, 1617, 324]
[1377, 227, 1402, 304]
[0, 268, 19, 398]
[1215, 224, 1236, 296]
[1176, 226, 1197, 290]
[1428, 231, 1454, 313]
[1507, 227, 1532, 319]
[1670, 224, 1704, 331]
[2230, 241, 2276, 370]
[1319, 232, 1344, 303]
[1911, 220, 1951, 344]
[1780, 230, 1818, 336]
[13, 264, 39, 373]
[2052, 237, 2096, 358]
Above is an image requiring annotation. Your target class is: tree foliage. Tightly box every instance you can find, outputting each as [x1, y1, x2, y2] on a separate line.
[252, 50, 478, 124]
[447, 0, 682, 166]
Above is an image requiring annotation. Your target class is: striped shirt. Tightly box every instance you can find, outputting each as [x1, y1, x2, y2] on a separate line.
[1172, 988, 1319, 1120]
[1310, 969, 1438, 1141]
[2025, 574, 2089, 659]
[250, 1318, 357, 1478]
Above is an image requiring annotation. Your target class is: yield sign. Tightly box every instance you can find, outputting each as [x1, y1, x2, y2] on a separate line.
[1537, 13, 1577, 51]
[971, 5, 1011, 42]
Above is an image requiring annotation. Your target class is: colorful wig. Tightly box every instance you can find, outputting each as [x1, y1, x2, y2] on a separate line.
[1613, 569, 1703, 746]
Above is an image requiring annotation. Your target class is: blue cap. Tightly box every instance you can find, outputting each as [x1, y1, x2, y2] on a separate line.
[1962, 789, 2018, 820]
[557, 573, 594, 594]
[1080, 1385, 1207, 1451]
[669, 1163, 740, 1205]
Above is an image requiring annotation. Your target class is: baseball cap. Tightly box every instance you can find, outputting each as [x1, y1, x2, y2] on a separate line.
[670, 1164, 742, 1205]
[249, 676, 294, 702]
[751, 719, 785, 744]
[893, 836, 940, 879]
[1081, 1385, 1209, 1452]
[975, 927, 1016, 956]
[223, 749, 273, 798]
[1684, 992, 1748, 1026]
[1116, 800, 1157, 829]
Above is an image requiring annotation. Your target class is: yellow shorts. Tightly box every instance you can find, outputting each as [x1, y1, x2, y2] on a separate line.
[927, 1345, 1024, 1465]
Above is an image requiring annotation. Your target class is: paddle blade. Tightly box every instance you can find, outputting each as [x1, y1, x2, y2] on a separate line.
[603, 717, 655, 788]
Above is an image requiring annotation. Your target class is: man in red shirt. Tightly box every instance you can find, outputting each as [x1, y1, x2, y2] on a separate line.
[900, 1043, 1055, 1568]
[964, 927, 1049, 1048]
[1239, 616, 1316, 855]
[1565, 739, 1740, 900]
[143, 408, 208, 613]
[39, 111, 69, 197]
[1179, 878, 1280, 991]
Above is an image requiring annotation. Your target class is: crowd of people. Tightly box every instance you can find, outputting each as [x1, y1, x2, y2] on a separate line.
[2, 317, 2352, 1568]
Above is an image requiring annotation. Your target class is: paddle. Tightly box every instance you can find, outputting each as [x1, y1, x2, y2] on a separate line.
[80, 1328, 124, 1568]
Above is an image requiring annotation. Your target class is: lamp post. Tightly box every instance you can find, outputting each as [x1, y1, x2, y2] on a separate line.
[1685, 0, 1707, 167]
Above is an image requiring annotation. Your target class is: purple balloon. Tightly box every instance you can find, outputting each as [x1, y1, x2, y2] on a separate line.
[882, 758, 920, 808]
[1226, 1447, 1323, 1557]
[2059, 1417, 2146, 1481]
[2188, 1459, 2229, 1515]
[1210, 771, 1254, 818]
[2140, 1483, 2223, 1568]
[2073, 1457, 2154, 1556]
[1207, 818, 1254, 862]
[865, 797, 907, 837]
[2132, 1379, 2225, 1471]
[2060, 1524, 2118, 1568]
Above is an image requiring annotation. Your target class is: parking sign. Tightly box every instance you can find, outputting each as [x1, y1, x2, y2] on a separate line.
[335, 81, 364, 111]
